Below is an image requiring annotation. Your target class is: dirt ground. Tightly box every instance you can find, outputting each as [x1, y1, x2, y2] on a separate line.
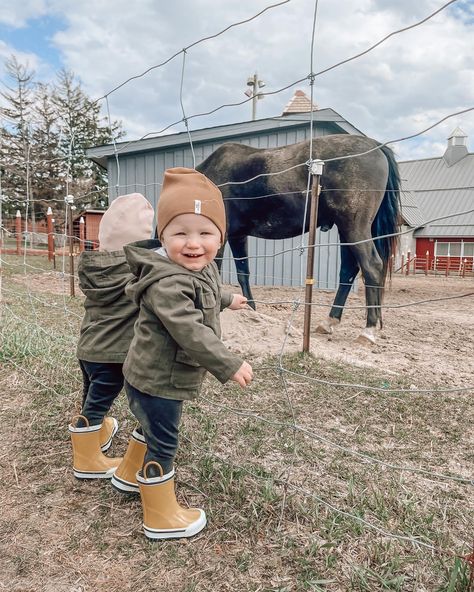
[220, 274, 474, 389]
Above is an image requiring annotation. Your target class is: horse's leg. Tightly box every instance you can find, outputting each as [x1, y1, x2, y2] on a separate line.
[315, 243, 359, 334]
[215, 242, 226, 273]
[343, 230, 384, 344]
[228, 235, 255, 309]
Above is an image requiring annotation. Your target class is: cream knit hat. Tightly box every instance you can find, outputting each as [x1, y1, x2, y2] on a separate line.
[157, 167, 226, 240]
[98, 193, 154, 252]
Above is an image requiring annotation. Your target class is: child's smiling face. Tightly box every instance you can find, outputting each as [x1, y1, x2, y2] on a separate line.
[161, 213, 222, 271]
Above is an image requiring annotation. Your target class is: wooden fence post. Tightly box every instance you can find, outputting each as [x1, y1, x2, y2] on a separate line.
[66, 195, 75, 297]
[79, 216, 85, 253]
[413, 254, 417, 275]
[462, 259, 467, 278]
[406, 250, 411, 276]
[47, 207, 55, 262]
[425, 251, 429, 275]
[15, 210, 22, 255]
[303, 159, 324, 353]
[401, 253, 405, 275]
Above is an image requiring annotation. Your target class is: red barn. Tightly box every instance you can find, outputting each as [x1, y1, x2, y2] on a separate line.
[398, 128, 474, 274]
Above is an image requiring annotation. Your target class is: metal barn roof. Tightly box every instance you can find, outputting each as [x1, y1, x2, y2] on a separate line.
[398, 144, 474, 238]
[399, 189, 426, 229]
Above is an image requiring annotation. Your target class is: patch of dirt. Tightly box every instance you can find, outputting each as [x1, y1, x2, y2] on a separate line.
[220, 275, 474, 388]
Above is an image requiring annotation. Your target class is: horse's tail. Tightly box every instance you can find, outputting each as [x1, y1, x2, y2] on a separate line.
[372, 144, 401, 328]
[372, 143, 401, 265]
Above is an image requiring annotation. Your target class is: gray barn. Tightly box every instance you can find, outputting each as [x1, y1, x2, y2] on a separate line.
[87, 108, 363, 290]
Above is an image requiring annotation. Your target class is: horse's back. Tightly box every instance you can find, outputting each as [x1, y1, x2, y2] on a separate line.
[197, 143, 261, 183]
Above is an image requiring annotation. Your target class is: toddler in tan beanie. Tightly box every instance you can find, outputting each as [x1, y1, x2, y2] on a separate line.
[119, 167, 253, 540]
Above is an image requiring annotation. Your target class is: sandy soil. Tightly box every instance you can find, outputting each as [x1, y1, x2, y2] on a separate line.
[220, 274, 474, 389]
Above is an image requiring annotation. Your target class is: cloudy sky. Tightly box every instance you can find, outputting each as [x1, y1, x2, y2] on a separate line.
[0, 0, 473, 160]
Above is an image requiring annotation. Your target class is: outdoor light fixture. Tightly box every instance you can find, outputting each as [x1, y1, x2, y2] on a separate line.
[244, 72, 265, 120]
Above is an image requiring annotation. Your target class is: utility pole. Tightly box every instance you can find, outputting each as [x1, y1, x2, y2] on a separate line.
[244, 73, 265, 120]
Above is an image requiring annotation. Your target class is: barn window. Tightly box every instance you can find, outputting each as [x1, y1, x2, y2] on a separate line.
[464, 243, 474, 257]
[435, 241, 473, 258]
[450, 242, 462, 257]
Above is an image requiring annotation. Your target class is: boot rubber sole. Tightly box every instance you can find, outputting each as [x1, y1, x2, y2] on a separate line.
[143, 510, 206, 540]
[100, 418, 119, 452]
[73, 466, 117, 479]
[111, 474, 140, 494]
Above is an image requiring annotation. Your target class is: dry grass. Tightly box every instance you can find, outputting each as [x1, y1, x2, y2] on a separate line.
[0, 254, 473, 592]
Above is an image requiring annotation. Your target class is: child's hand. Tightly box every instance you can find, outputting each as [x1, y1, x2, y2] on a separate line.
[229, 294, 248, 310]
[231, 361, 253, 388]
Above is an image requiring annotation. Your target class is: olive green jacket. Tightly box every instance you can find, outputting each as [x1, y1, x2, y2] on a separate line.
[122, 239, 243, 401]
[76, 250, 138, 363]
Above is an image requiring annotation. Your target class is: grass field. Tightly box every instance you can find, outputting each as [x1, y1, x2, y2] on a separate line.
[0, 254, 472, 592]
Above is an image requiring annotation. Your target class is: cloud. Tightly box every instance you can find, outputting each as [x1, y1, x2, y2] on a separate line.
[0, 0, 47, 28]
[0, 0, 473, 159]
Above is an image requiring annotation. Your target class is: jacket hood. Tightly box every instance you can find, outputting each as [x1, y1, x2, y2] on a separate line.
[78, 250, 133, 305]
[123, 239, 217, 304]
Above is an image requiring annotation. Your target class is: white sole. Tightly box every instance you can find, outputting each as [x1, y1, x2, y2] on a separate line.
[111, 474, 140, 494]
[73, 467, 117, 479]
[100, 418, 119, 452]
[143, 510, 206, 540]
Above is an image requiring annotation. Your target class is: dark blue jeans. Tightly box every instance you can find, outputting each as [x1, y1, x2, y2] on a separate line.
[79, 360, 124, 426]
[125, 381, 183, 475]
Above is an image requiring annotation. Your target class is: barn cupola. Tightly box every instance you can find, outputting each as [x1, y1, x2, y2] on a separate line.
[281, 90, 318, 116]
[443, 127, 468, 166]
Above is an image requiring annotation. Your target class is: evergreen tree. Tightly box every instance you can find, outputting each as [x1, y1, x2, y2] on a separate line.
[30, 82, 63, 216]
[52, 69, 124, 211]
[0, 56, 35, 219]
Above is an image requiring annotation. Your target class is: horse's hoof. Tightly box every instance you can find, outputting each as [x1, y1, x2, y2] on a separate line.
[314, 318, 340, 335]
[315, 324, 333, 335]
[355, 329, 376, 346]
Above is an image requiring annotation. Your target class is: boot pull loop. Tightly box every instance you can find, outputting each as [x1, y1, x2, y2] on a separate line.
[70, 414, 90, 428]
[143, 461, 164, 479]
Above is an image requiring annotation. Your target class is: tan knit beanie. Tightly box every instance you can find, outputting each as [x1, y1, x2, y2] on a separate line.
[98, 193, 154, 252]
[157, 167, 226, 240]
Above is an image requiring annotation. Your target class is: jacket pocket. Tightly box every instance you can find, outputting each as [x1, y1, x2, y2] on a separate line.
[201, 290, 216, 309]
[171, 349, 206, 389]
[175, 349, 200, 367]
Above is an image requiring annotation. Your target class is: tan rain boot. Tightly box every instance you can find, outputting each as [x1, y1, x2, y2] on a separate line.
[137, 461, 206, 540]
[69, 415, 123, 479]
[111, 429, 146, 494]
[99, 416, 119, 452]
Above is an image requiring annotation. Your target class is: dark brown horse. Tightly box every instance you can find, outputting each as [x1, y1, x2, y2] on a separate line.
[197, 134, 401, 343]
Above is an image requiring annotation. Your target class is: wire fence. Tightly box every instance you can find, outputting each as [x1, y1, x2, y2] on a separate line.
[0, 0, 473, 586]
